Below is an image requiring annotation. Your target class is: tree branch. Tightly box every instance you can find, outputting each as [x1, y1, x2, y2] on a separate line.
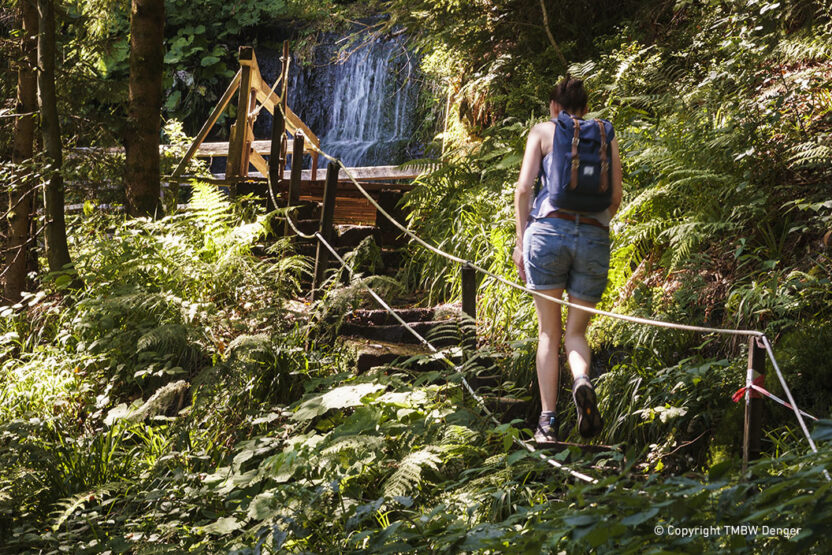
[539, 0, 568, 67]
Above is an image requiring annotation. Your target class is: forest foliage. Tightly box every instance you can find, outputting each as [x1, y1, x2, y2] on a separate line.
[0, 0, 831, 552]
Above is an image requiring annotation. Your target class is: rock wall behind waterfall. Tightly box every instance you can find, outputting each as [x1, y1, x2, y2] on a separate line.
[256, 34, 421, 168]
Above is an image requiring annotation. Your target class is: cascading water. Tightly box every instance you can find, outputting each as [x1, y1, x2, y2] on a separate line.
[256, 32, 420, 168]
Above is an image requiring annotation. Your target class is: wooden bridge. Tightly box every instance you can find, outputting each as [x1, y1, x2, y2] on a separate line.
[166, 43, 427, 225]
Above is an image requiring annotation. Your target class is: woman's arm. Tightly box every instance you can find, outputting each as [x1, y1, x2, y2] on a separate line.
[513, 125, 544, 282]
[609, 138, 623, 218]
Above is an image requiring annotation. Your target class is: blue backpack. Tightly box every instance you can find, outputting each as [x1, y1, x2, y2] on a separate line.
[547, 111, 614, 213]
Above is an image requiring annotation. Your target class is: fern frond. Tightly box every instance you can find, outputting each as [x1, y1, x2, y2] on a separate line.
[136, 324, 190, 354]
[788, 140, 832, 170]
[321, 435, 385, 457]
[188, 181, 232, 236]
[50, 481, 125, 532]
[383, 447, 442, 498]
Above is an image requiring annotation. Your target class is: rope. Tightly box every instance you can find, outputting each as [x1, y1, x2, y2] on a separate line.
[750, 385, 818, 422]
[761, 336, 822, 452]
[312, 229, 599, 484]
[271, 103, 823, 471]
[297, 142, 764, 338]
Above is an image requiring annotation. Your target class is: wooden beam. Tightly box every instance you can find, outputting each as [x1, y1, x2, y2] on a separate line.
[194, 139, 291, 158]
[249, 149, 269, 177]
[253, 79, 321, 149]
[227, 47, 257, 178]
[279, 165, 427, 182]
[171, 69, 241, 178]
[169, 176, 268, 186]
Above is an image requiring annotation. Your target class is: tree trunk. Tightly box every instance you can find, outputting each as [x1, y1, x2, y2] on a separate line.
[5, 0, 38, 302]
[37, 0, 72, 274]
[125, 0, 164, 218]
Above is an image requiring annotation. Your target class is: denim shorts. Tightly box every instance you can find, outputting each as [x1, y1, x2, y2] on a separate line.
[522, 216, 611, 303]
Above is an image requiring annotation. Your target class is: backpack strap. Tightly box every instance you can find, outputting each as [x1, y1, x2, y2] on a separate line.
[570, 116, 580, 190]
[595, 119, 609, 193]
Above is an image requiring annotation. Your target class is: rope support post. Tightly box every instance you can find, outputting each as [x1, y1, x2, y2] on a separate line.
[284, 131, 304, 236]
[312, 161, 340, 298]
[461, 265, 477, 351]
[268, 91, 285, 213]
[743, 336, 766, 474]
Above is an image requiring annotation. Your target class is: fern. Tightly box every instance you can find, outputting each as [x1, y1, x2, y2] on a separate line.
[788, 140, 832, 171]
[383, 447, 442, 498]
[50, 482, 126, 532]
[321, 435, 385, 458]
[136, 324, 190, 355]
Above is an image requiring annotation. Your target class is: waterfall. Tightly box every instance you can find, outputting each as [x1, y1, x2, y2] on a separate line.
[256, 33, 420, 168]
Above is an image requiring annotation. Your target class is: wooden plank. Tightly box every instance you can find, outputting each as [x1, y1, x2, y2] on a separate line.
[194, 139, 290, 157]
[279, 165, 427, 182]
[171, 69, 241, 177]
[168, 175, 418, 193]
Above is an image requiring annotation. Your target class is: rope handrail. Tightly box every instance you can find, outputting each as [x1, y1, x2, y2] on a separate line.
[308, 225, 599, 484]
[271, 106, 825, 471]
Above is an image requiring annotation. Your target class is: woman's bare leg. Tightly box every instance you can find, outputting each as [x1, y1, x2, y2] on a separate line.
[564, 297, 597, 380]
[565, 296, 604, 437]
[533, 288, 564, 412]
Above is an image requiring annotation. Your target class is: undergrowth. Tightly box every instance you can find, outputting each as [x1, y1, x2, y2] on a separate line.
[2, 0, 832, 552]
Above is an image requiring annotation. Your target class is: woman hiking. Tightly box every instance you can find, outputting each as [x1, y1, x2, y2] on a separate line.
[512, 76, 623, 444]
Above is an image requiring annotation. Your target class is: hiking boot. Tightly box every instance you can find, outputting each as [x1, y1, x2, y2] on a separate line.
[573, 375, 603, 438]
[534, 412, 558, 444]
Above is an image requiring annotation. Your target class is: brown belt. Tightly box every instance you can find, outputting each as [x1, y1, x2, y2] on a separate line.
[539, 211, 609, 231]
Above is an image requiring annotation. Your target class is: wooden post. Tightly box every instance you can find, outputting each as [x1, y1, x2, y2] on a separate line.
[461, 265, 477, 350]
[375, 190, 407, 246]
[311, 152, 319, 183]
[284, 132, 304, 236]
[743, 336, 766, 474]
[268, 86, 285, 211]
[227, 46, 256, 180]
[312, 161, 339, 297]
[279, 41, 290, 171]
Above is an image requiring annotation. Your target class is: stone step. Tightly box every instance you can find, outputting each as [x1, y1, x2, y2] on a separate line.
[346, 306, 457, 325]
[482, 396, 531, 422]
[340, 337, 451, 373]
[339, 320, 468, 347]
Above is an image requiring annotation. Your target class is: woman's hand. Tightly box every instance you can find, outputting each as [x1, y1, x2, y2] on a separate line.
[513, 244, 526, 282]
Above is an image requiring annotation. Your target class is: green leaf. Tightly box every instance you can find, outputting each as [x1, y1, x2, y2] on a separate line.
[291, 383, 387, 421]
[165, 90, 182, 111]
[201, 516, 243, 535]
[201, 55, 220, 67]
[620, 507, 659, 526]
[811, 420, 832, 442]
[563, 514, 596, 527]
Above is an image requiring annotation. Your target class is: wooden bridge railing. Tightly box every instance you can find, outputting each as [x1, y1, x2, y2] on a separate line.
[168, 44, 320, 184]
